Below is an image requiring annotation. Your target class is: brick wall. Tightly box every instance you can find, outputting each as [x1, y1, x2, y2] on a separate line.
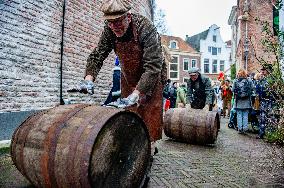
[0, 0, 153, 112]
[236, 0, 275, 73]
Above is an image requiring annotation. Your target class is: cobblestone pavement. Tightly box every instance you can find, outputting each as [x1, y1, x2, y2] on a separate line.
[148, 118, 284, 187]
[0, 118, 283, 187]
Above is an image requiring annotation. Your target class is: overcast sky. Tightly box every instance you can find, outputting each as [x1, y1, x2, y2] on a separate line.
[155, 0, 237, 42]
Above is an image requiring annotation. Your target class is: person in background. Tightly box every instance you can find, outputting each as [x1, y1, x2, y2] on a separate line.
[250, 73, 262, 129]
[186, 67, 213, 111]
[103, 57, 121, 105]
[80, 0, 166, 154]
[213, 81, 223, 116]
[163, 79, 171, 109]
[232, 69, 254, 134]
[176, 82, 187, 108]
[221, 79, 233, 118]
[256, 64, 273, 139]
[169, 82, 177, 108]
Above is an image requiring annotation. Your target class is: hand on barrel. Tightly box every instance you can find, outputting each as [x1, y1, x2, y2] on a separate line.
[67, 80, 94, 95]
[120, 91, 139, 107]
[107, 90, 140, 108]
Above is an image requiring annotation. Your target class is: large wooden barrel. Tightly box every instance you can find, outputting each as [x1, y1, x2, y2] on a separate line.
[163, 107, 219, 145]
[11, 104, 150, 188]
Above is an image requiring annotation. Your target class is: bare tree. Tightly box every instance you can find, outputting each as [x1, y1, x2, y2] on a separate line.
[153, 1, 169, 35]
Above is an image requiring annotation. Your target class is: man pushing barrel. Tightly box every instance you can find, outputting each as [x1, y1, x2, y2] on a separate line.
[77, 0, 166, 154]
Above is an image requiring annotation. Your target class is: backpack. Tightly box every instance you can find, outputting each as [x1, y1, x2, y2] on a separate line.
[169, 87, 177, 98]
[234, 79, 250, 99]
[163, 84, 170, 98]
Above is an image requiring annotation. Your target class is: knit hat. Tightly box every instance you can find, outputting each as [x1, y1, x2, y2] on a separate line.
[100, 0, 131, 20]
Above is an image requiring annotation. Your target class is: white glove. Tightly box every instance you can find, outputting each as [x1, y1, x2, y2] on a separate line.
[112, 92, 138, 108]
[68, 80, 94, 95]
[127, 92, 139, 104]
[80, 80, 94, 94]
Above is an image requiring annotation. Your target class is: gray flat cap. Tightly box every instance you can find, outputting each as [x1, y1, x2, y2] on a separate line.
[188, 67, 200, 74]
[100, 0, 131, 20]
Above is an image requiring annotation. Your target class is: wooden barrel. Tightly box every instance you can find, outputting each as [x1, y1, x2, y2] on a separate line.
[163, 107, 219, 145]
[11, 104, 150, 188]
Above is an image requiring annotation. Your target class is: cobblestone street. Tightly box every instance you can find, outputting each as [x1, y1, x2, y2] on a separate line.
[148, 118, 284, 187]
[0, 118, 284, 188]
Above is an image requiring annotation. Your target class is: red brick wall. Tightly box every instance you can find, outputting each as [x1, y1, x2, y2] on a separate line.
[0, 0, 153, 112]
[236, 0, 276, 74]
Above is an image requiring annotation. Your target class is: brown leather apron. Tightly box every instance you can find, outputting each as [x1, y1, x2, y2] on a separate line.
[114, 21, 163, 142]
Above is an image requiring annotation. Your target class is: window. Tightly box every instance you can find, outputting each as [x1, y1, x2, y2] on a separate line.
[169, 56, 179, 79]
[208, 46, 211, 52]
[183, 77, 189, 83]
[220, 60, 225, 71]
[183, 58, 189, 71]
[212, 47, 217, 55]
[213, 35, 217, 42]
[212, 60, 217, 73]
[191, 59, 197, 68]
[204, 59, 209, 73]
[170, 40, 178, 49]
[218, 48, 221, 53]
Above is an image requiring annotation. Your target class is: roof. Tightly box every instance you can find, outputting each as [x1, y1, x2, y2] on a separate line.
[160, 35, 197, 53]
[185, 29, 209, 52]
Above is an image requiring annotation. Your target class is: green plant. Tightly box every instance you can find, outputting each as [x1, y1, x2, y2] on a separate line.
[250, 0, 284, 145]
[230, 63, 236, 80]
[0, 146, 10, 156]
[265, 128, 284, 145]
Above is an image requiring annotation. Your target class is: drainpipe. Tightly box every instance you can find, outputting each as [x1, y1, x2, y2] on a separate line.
[59, 0, 66, 105]
[243, 0, 249, 71]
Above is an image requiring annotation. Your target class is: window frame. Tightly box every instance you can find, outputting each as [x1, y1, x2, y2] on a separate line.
[183, 58, 189, 71]
[212, 59, 218, 73]
[204, 58, 210, 73]
[169, 55, 179, 80]
[220, 60, 225, 72]
[169, 40, 178, 49]
[191, 59, 197, 68]
[213, 35, 217, 42]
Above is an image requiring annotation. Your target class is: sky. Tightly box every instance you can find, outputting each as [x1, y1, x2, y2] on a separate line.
[155, 0, 237, 42]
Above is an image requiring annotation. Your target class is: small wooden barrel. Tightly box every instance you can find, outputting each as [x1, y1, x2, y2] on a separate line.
[163, 107, 219, 145]
[11, 104, 150, 188]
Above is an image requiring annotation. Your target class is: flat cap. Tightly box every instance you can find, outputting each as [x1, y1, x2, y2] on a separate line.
[188, 67, 200, 75]
[100, 0, 131, 20]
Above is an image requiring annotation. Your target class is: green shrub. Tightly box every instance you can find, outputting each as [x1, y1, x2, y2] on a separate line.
[265, 128, 284, 145]
[0, 147, 10, 156]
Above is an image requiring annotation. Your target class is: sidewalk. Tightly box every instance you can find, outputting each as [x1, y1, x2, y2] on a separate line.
[1, 118, 283, 187]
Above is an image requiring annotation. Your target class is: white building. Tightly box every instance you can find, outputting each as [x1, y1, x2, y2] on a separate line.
[186, 24, 232, 80]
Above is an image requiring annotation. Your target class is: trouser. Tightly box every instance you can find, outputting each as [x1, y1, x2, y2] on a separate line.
[236, 109, 249, 131]
[258, 100, 271, 138]
[223, 98, 232, 117]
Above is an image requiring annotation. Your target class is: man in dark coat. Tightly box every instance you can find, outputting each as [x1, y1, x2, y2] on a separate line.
[186, 67, 213, 111]
[83, 0, 166, 143]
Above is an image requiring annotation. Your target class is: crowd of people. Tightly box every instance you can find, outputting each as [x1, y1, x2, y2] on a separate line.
[163, 65, 276, 140]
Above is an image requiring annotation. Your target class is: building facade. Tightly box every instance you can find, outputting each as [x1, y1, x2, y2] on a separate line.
[160, 35, 201, 84]
[228, 0, 278, 74]
[186, 24, 232, 80]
